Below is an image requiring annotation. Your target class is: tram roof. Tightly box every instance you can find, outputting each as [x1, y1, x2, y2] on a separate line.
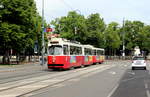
[93, 47, 105, 51]
[48, 38, 82, 47]
[83, 45, 94, 48]
[48, 38, 104, 51]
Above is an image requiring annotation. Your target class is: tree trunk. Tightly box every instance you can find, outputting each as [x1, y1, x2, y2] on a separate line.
[3, 50, 10, 64]
[16, 54, 20, 64]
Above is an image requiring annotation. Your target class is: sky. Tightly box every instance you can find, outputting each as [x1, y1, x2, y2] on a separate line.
[35, 0, 150, 25]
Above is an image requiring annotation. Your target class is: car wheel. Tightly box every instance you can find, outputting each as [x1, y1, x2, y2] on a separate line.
[144, 67, 146, 70]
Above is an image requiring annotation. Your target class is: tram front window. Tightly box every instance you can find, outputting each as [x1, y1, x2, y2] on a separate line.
[49, 45, 62, 55]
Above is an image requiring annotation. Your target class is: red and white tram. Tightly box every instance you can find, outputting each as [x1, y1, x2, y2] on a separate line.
[47, 38, 105, 70]
[82, 45, 93, 66]
[92, 47, 105, 64]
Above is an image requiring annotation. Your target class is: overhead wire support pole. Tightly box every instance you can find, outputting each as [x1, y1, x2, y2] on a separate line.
[122, 18, 125, 59]
[41, 0, 45, 65]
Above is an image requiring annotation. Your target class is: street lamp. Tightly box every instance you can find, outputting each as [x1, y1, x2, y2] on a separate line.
[41, 0, 45, 65]
[122, 19, 125, 59]
[74, 9, 81, 40]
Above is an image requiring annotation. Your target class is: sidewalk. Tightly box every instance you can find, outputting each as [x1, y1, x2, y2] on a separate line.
[0, 62, 47, 73]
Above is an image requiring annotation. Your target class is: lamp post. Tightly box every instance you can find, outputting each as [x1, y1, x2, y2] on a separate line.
[74, 9, 81, 40]
[122, 19, 125, 59]
[41, 0, 45, 65]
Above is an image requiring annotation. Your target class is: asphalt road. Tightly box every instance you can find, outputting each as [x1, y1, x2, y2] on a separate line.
[28, 60, 150, 97]
[0, 60, 150, 97]
[28, 60, 129, 97]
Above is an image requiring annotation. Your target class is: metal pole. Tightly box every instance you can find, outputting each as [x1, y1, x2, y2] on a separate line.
[122, 18, 125, 59]
[42, 0, 45, 65]
[74, 9, 81, 41]
[74, 27, 77, 35]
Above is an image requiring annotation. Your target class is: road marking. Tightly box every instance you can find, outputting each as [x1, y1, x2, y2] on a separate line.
[128, 72, 135, 75]
[107, 84, 119, 97]
[144, 80, 150, 97]
[109, 71, 116, 75]
[146, 90, 150, 97]
[145, 83, 148, 89]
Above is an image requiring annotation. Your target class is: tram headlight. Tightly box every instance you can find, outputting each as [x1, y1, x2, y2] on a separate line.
[52, 56, 56, 63]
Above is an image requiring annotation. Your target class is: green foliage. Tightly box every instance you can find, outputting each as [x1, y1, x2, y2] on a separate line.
[0, 0, 43, 64]
[0, 0, 42, 53]
[51, 12, 106, 47]
[104, 22, 121, 55]
[85, 13, 106, 48]
[1, 0, 150, 57]
[51, 11, 87, 43]
[124, 21, 145, 50]
[51, 11, 150, 55]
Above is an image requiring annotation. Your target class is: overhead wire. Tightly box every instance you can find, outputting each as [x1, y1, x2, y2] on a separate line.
[58, 0, 74, 10]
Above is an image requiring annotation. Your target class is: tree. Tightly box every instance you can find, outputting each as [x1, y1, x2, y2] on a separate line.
[139, 25, 150, 51]
[124, 21, 144, 50]
[85, 13, 106, 48]
[0, 0, 41, 64]
[105, 22, 121, 55]
[51, 11, 88, 43]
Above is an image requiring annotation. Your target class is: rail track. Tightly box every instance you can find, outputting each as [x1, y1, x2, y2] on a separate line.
[0, 64, 114, 97]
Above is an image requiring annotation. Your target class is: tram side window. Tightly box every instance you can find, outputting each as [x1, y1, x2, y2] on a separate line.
[97, 50, 104, 55]
[78, 47, 82, 55]
[70, 46, 76, 55]
[100, 51, 104, 55]
[76, 47, 82, 55]
[97, 50, 101, 55]
[70, 46, 82, 55]
[84, 48, 92, 55]
[102, 51, 105, 55]
[63, 45, 69, 55]
[93, 50, 96, 55]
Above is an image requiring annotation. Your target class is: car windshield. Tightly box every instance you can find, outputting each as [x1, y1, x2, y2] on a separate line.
[48, 45, 62, 55]
[133, 57, 144, 60]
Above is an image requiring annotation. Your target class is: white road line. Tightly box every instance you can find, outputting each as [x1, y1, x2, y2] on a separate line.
[145, 83, 148, 89]
[144, 80, 150, 97]
[128, 72, 135, 75]
[107, 84, 119, 97]
[109, 71, 116, 75]
[146, 90, 150, 97]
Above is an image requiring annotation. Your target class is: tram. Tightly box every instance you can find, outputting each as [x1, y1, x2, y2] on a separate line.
[92, 47, 105, 64]
[83, 45, 93, 66]
[47, 38, 105, 70]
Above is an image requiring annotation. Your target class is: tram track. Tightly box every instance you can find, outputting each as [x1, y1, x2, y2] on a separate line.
[0, 65, 50, 84]
[0, 65, 94, 91]
[0, 64, 114, 97]
[19, 65, 114, 97]
[0, 70, 52, 84]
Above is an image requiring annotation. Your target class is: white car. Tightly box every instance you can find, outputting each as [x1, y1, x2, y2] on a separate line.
[132, 56, 146, 70]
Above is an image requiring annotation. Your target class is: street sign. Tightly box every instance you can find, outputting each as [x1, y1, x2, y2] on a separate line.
[46, 28, 52, 32]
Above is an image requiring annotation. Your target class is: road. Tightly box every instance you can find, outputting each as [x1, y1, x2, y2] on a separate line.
[0, 60, 149, 97]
